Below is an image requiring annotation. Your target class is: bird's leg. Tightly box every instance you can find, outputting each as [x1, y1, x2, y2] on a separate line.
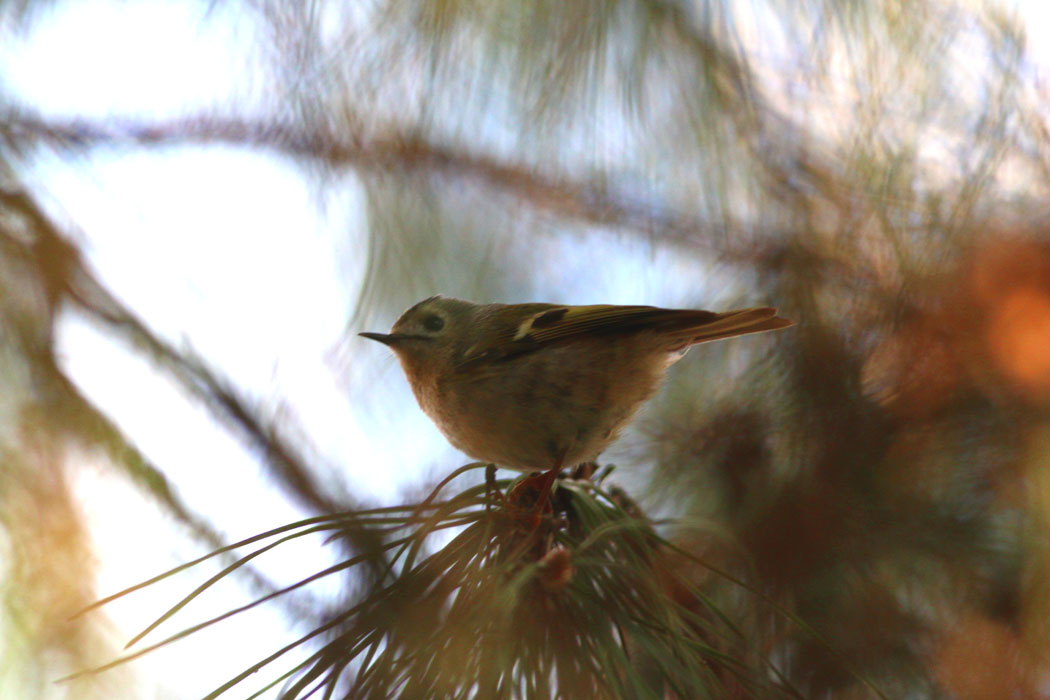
[485, 463, 502, 512]
[504, 453, 566, 530]
[525, 451, 568, 529]
[529, 463, 561, 521]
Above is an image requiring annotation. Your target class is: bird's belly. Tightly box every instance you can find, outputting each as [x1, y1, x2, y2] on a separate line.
[431, 396, 619, 471]
[425, 340, 668, 471]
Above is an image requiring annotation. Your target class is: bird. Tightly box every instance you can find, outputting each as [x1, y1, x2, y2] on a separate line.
[360, 296, 793, 488]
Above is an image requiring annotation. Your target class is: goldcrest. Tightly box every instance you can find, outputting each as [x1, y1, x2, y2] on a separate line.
[361, 296, 792, 472]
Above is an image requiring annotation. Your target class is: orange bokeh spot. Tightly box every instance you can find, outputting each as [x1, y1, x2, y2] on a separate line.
[934, 614, 1035, 700]
[988, 288, 1050, 396]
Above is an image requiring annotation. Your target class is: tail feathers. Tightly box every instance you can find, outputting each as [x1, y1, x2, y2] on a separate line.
[682, 307, 794, 346]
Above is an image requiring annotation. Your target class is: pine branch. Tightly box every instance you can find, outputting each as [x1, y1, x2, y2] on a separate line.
[2, 111, 773, 255]
[63, 464, 823, 700]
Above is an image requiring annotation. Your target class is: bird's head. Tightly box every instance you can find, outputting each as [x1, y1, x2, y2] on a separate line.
[359, 295, 477, 387]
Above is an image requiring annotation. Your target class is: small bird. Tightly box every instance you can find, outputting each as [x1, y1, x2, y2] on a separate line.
[360, 296, 793, 479]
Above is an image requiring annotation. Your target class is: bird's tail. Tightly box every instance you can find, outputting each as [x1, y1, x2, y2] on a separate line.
[681, 307, 794, 346]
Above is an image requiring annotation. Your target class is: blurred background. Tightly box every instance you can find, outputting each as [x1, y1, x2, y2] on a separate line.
[3, 0, 1050, 697]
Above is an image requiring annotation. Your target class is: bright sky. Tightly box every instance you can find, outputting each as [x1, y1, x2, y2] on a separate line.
[2, 2, 428, 697]
[2, 0, 1049, 698]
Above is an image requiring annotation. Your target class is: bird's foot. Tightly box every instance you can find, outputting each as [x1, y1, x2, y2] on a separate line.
[505, 467, 559, 530]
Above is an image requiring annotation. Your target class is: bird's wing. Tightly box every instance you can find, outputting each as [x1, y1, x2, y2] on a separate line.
[459, 304, 790, 367]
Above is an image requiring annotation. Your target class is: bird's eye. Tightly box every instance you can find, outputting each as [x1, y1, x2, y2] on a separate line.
[422, 314, 445, 332]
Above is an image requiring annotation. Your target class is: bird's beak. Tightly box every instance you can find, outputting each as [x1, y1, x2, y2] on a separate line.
[359, 331, 400, 346]
[359, 331, 425, 346]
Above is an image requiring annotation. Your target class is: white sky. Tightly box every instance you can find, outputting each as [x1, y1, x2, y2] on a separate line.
[2, 2, 421, 697]
[3, 0, 1050, 698]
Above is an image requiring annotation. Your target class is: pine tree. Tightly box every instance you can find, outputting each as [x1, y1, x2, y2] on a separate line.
[1, 1, 1047, 698]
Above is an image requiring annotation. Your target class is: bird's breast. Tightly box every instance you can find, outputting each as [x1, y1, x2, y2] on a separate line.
[418, 336, 672, 471]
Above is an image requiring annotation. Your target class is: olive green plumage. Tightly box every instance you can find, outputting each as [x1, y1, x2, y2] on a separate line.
[361, 296, 793, 471]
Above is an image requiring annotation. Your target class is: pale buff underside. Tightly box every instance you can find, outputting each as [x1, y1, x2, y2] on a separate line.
[416, 332, 679, 470]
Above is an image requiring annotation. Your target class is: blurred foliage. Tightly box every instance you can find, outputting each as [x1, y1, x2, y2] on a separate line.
[67, 464, 824, 698]
[3, 0, 1050, 698]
